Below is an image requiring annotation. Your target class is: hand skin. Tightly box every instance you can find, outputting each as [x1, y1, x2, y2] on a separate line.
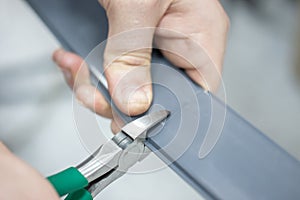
[0, 142, 60, 200]
[53, 0, 229, 132]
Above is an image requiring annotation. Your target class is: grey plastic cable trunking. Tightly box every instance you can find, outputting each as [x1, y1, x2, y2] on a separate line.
[25, 0, 300, 199]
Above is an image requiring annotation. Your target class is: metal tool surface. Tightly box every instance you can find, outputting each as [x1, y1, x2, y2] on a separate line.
[47, 110, 170, 200]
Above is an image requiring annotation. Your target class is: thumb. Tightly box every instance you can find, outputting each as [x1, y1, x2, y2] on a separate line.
[100, 0, 172, 115]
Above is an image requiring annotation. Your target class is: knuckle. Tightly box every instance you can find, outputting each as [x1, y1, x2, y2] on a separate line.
[96, 101, 110, 114]
[115, 52, 151, 67]
[105, 49, 151, 69]
[216, 4, 230, 32]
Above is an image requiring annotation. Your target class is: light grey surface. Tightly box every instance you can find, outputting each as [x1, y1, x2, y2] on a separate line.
[1, 0, 300, 199]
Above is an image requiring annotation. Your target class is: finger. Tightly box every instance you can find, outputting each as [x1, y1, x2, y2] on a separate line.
[185, 68, 219, 91]
[155, 0, 229, 92]
[110, 109, 125, 134]
[157, 41, 223, 92]
[53, 49, 113, 118]
[100, 0, 172, 116]
[111, 120, 121, 134]
[53, 49, 90, 89]
[76, 84, 113, 118]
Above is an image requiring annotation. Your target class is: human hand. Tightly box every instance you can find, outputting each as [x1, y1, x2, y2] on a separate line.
[53, 0, 229, 130]
[0, 142, 59, 200]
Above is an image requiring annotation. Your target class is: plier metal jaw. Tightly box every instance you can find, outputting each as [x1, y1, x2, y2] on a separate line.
[48, 110, 170, 200]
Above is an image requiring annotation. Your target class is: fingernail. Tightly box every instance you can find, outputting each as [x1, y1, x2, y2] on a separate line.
[53, 49, 65, 63]
[115, 84, 152, 115]
[128, 89, 150, 105]
[122, 88, 151, 115]
[145, 88, 152, 104]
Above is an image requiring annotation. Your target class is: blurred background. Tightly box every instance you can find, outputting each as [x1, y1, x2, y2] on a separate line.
[0, 0, 299, 199]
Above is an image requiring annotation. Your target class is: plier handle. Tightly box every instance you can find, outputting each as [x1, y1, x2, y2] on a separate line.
[47, 110, 170, 200]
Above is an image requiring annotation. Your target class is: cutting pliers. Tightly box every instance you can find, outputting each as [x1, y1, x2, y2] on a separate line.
[47, 110, 170, 200]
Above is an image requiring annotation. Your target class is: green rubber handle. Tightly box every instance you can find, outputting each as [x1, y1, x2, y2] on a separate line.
[65, 189, 93, 200]
[47, 167, 89, 196]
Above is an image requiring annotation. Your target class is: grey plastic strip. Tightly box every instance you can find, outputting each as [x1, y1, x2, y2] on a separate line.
[25, 0, 300, 199]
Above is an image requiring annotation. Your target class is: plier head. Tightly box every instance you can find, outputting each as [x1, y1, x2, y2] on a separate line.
[78, 110, 170, 198]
